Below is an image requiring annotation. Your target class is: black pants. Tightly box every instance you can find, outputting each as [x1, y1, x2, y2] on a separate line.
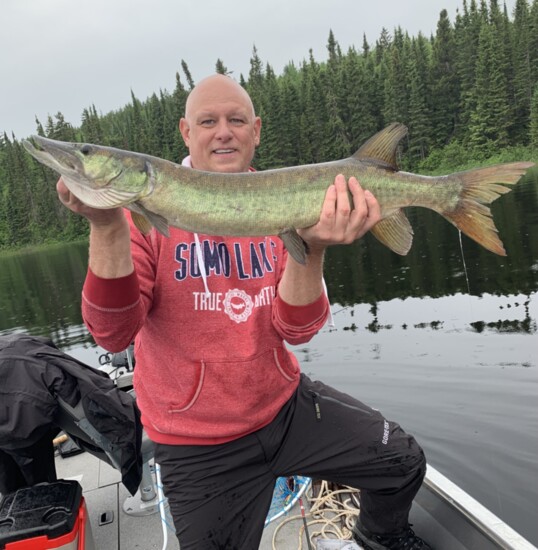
[155, 374, 426, 550]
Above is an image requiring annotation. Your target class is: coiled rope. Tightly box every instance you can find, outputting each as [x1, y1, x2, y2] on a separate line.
[271, 480, 361, 549]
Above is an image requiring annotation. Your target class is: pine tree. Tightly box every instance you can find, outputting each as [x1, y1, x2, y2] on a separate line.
[468, 20, 512, 154]
[255, 64, 283, 169]
[324, 85, 350, 160]
[530, 83, 538, 147]
[170, 73, 189, 163]
[430, 9, 459, 147]
[215, 59, 229, 75]
[454, 0, 482, 140]
[382, 28, 409, 126]
[407, 34, 433, 162]
[299, 53, 328, 163]
[326, 30, 342, 76]
[375, 27, 392, 64]
[279, 67, 302, 165]
[323, 31, 349, 158]
[510, 0, 534, 143]
[80, 105, 103, 143]
[146, 92, 165, 157]
[341, 49, 380, 151]
[489, 0, 516, 140]
[246, 46, 265, 115]
[181, 60, 195, 89]
[44, 112, 77, 141]
[2, 137, 33, 245]
[529, 0, 538, 84]
[35, 117, 46, 137]
[129, 90, 148, 152]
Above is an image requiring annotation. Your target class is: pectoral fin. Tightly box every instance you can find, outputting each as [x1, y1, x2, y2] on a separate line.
[279, 228, 309, 265]
[131, 212, 153, 236]
[128, 202, 170, 237]
[370, 210, 414, 255]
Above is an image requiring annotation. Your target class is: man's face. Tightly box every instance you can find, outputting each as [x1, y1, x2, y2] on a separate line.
[180, 78, 261, 173]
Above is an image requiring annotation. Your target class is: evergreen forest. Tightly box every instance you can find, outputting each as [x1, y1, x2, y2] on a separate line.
[1, 0, 538, 250]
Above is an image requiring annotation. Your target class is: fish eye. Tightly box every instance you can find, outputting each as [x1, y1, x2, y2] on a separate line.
[81, 144, 92, 155]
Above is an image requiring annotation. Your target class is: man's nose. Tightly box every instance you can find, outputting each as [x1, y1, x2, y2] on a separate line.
[214, 120, 233, 140]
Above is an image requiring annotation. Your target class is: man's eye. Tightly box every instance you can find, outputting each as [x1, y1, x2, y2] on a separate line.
[230, 118, 245, 125]
[200, 120, 215, 126]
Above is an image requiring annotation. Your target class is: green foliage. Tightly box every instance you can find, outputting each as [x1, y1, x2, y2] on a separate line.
[1, 0, 537, 250]
[418, 140, 537, 175]
[530, 84, 538, 147]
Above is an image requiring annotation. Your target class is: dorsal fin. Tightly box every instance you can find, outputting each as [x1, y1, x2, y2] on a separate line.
[353, 122, 408, 171]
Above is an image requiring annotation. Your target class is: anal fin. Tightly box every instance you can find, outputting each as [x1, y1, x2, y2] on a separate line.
[370, 210, 414, 255]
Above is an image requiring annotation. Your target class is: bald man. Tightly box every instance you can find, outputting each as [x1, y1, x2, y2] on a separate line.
[57, 75, 430, 549]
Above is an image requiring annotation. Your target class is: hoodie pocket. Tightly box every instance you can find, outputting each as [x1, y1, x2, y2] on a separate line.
[166, 346, 299, 437]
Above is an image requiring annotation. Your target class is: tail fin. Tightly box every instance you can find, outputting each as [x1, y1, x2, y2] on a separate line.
[442, 162, 534, 256]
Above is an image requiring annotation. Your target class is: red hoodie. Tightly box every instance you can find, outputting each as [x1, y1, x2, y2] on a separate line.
[82, 214, 329, 445]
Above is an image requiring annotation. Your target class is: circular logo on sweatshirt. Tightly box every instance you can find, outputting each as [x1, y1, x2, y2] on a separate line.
[223, 289, 253, 323]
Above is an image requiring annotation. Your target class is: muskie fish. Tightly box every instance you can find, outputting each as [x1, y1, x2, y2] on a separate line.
[23, 123, 535, 263]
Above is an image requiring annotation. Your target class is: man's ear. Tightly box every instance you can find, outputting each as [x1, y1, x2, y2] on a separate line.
[254, 116, 262, 147]
[179, 118, 190, 146]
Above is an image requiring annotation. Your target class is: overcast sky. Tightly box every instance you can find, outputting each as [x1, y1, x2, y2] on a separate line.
[2, 0, 517, 139]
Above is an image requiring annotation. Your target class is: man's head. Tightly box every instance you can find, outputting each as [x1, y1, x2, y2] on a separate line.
[179, 74, 261, 173]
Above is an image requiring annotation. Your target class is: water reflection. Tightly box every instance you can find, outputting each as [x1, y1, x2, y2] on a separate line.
[0, 242, 93, 349]
[332, 292, 537, 336]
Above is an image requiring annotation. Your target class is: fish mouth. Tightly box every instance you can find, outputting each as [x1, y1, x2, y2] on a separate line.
[23, 135, 83, 176]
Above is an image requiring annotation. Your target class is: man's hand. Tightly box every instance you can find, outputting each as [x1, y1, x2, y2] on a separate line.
[278, 174, 380, 305]
[57, 177, 125, 228]
[298, 174, 381, 252]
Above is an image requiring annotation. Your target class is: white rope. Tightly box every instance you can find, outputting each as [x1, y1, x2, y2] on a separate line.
[271, 481, 360, 550]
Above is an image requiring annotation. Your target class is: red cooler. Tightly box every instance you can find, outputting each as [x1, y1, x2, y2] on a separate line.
[0, 480, 94, 549]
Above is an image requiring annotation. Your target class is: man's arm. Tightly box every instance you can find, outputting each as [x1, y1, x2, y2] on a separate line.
[57, 178, 145, 351]
[57, 178, 134, 278]
[277, 174, 381, 306]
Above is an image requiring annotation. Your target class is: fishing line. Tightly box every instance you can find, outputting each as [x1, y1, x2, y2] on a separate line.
[458, 230, 471, 295]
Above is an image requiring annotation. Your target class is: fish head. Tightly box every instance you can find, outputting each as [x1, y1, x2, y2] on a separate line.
[23, 136, 153, 209]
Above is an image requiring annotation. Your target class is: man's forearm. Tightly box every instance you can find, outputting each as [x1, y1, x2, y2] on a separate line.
[88, 215, 134, 279]
[277, 247, 326, 306]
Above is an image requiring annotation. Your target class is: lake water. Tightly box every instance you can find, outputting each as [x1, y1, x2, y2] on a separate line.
[1, 171, 537, 544]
